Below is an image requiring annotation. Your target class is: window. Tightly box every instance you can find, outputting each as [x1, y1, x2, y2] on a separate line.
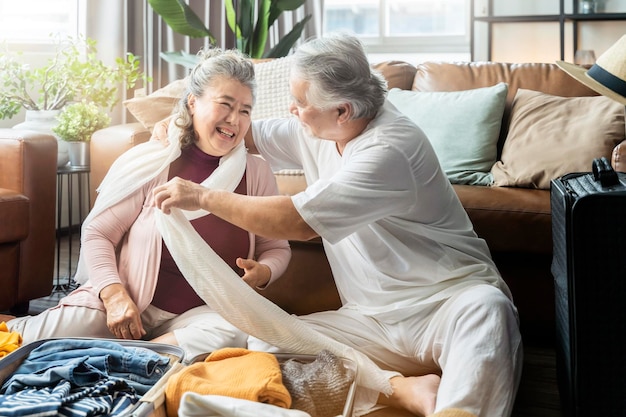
[0, 0, 83, 128]
[0, 0, 81, 45]
[324, 0, 470, 61]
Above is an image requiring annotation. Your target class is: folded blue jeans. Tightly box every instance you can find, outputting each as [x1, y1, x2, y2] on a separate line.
[1, 338, 170, 395]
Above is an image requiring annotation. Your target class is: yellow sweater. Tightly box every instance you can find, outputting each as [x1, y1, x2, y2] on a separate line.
[165, 347, 291, 417]
[0, 322, 22, 359]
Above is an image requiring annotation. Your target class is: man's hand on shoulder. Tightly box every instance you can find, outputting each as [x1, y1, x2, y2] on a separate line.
[151, 118, 171, 146]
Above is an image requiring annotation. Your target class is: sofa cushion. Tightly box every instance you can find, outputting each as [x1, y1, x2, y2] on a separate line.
[387, 83, 508, 185]
[124, 79, 185, 131]
[453, 184, 551, 254]
[491, 89, 626, 189]
[0, 189, 29, 243]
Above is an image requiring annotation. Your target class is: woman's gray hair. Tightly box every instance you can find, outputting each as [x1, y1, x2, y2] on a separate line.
[173, 47, 256, 148]
[292, 33, 387, 119]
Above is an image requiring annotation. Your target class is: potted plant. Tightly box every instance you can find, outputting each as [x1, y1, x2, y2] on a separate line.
[0, 34, 145, 166]
[52, 101, 111, 168]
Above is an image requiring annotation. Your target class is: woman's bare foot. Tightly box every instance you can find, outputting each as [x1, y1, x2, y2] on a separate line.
[378, 374, 441, 416]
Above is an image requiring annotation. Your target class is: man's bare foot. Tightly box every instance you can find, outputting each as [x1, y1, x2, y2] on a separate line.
[0, 314, 16, 323]
[378, 374, 441, 416]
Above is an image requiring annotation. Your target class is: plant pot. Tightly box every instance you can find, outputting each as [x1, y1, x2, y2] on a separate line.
[13, 109, 69, 167]
[67, 141, 90, 168]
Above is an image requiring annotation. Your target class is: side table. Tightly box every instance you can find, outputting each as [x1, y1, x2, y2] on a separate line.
[56, 165, 90, 292]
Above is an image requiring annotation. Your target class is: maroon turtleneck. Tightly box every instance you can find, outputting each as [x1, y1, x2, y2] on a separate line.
[151, 144, 249, 314]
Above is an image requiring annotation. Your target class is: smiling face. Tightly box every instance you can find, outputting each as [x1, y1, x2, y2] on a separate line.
[188, 76, 253, 157]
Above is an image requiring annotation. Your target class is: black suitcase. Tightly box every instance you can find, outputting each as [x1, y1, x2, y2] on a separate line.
[550, 157, 626, 417]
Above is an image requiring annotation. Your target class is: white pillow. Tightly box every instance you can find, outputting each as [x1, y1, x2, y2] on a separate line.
[252, 56, 293, 121]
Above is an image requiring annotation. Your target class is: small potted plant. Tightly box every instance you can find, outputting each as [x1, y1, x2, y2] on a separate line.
[0, 34, 145, 166]
[52, 101, 111, 168]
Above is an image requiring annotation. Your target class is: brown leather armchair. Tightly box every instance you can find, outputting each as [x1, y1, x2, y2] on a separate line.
[0, 129, 57, 314]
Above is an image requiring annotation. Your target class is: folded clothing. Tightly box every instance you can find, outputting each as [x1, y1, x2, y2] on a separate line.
[1, 338, 170, 395]
[177, 393, 311, 417]
[0, 339, 172, 416]
[0, 322, 21, 359]
[165, 347, 291, 417]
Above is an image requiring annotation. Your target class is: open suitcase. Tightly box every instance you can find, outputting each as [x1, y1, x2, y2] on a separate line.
[0, 338, 357, 417]
[550, 157, 626, 416]
[0, 337, 186, 417]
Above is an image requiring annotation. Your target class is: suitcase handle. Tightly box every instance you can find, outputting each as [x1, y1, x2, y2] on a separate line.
[592, 157, 619, 187]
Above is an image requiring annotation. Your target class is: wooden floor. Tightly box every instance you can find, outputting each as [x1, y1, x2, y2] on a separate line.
[27, 233, 565, 417]
[513, 344, 562, 417]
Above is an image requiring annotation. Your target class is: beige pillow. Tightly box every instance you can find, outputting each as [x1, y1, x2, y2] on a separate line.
[124, 79, 186, 130]
[491, 89, 625, 189]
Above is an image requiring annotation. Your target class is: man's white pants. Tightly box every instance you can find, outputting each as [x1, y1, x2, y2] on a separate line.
[249, 284, 523, 417]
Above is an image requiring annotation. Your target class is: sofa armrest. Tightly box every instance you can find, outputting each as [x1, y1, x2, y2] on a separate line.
[612, 139, 626, 173]
[0, 189, 29, 243]
[90, 123, 151, 208]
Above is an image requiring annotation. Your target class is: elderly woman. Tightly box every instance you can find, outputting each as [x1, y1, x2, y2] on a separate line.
[5, 48, 290, 360]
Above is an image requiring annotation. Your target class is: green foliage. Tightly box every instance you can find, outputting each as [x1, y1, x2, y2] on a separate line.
[0, 35, 146, 120]
[147, 0, 311, 68]
[52, 101, 111, 142]
[147, 0, 215, 40]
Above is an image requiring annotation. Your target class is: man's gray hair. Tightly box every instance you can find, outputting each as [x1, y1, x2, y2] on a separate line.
[292, 33, 387, 119]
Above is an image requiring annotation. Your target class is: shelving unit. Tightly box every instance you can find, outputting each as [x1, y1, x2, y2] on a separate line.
[470, 0, 626, 61]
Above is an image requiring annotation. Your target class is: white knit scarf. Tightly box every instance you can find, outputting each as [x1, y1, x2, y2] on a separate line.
[76, 120, 393, 401]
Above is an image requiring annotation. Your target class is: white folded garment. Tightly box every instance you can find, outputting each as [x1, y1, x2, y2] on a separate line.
[178, 393, 313, 417]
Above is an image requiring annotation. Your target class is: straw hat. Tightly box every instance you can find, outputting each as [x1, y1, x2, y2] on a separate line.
[556, 35, 626, 105]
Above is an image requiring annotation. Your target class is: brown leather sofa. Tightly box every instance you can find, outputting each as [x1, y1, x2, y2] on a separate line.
[0, 129, 57, 313]
[90, 60, 626, 345]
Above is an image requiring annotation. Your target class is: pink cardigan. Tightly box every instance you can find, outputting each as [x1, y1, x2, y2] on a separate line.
[60, 154, 291, 312]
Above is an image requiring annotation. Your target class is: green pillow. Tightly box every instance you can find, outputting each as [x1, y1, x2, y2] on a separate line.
[387, 83, 508, 185]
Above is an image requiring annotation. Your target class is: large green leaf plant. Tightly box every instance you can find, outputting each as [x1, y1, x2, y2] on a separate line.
[148, 0, 311, 68]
